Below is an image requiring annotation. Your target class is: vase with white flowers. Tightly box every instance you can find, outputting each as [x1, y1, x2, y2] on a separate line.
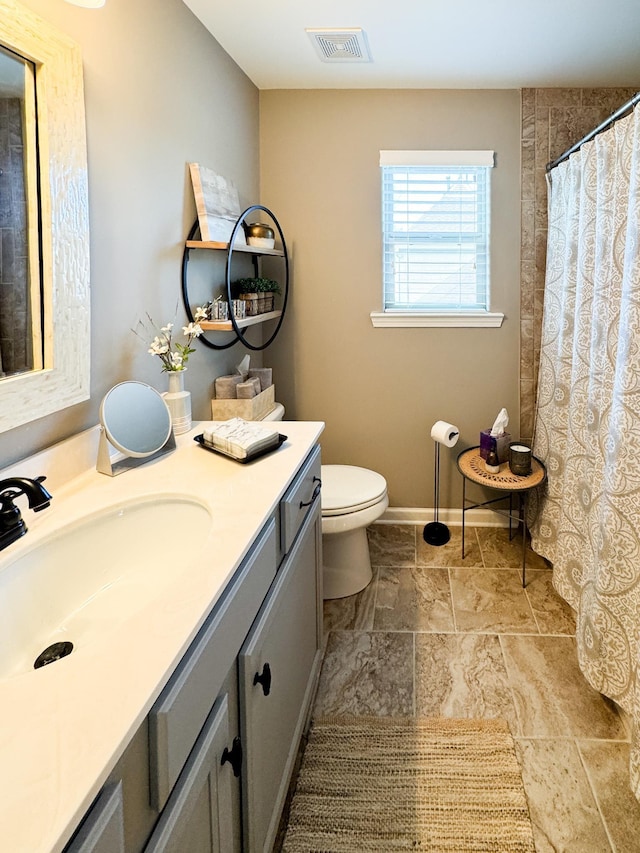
[144, 305, 208, 372]
[135, 306, 207, 434]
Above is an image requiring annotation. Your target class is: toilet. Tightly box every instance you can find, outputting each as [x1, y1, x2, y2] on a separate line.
[320, 465, 388, 599]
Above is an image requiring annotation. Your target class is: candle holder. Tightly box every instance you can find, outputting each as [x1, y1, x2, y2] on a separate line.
[509, 442, 532, 476]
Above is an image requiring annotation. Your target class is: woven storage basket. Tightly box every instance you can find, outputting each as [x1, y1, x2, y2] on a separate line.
[211, 384, 275, 421]
[239, 293, 275, 316]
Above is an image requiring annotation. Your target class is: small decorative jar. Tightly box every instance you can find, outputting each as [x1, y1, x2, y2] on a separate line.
[231, 300, 246, 319]
[485, 446, 500, 474]
[211, 300, 229, 321]
[245, 222, 275, 250]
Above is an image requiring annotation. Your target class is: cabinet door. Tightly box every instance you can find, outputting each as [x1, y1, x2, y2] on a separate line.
[144, 693, 239, 853]
[239, 501, 322, 852]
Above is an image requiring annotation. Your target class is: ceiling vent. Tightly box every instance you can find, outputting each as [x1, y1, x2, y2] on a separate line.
[305, 28, 372, 63]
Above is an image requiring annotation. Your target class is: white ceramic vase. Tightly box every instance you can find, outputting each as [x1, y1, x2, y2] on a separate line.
[163, 370, 192, 435]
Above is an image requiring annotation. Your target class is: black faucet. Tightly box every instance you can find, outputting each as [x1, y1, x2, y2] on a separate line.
[0, 476, 52, 551]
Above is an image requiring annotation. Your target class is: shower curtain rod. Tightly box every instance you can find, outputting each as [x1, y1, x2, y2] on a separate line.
[546, 91, 640, 173]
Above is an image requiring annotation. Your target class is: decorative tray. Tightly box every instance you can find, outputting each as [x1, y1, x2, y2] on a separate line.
[193, 432, 287, 464]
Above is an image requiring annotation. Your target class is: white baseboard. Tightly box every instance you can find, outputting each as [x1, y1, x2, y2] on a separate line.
[379, 506, 511, 528]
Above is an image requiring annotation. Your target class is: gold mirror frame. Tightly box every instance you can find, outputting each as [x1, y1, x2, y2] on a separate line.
[0, 0, 90, 432]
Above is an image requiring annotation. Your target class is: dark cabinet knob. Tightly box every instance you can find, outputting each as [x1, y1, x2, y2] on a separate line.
[221, 736, 243, 777]
[253, 662, 272, 696]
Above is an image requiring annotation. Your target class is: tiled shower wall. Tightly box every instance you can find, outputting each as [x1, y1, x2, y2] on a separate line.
[519, 87, 638, 442]
[0, 97, 30, 376]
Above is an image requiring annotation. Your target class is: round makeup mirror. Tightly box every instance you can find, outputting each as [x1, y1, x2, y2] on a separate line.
[99, 381, 172, 458]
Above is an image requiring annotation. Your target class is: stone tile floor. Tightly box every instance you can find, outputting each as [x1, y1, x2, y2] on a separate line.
[311, 524, 640, 852]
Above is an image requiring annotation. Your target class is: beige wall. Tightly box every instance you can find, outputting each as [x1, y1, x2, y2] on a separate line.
[0, 0, 260, 467]
[261, 89, 521, 508]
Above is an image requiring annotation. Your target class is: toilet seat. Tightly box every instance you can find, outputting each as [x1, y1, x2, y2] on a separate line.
[321, 465, 387, 517]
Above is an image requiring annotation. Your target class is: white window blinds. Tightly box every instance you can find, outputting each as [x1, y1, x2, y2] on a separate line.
[380, 150, 494, 312]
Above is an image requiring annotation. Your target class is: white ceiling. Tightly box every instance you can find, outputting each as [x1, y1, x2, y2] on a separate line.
[182, 0, 640, 90]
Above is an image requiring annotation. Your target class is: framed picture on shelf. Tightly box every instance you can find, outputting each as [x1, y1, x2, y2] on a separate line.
[189, 163, 247, 245]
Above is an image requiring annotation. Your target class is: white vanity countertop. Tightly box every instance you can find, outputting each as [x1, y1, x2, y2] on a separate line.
[0, 420, 324, 853]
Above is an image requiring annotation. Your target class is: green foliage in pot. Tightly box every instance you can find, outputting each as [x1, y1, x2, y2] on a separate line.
[231, 277, 281, 297]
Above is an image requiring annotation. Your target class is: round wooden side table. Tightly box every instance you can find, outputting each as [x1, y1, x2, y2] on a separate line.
[456, 446, 546, 586]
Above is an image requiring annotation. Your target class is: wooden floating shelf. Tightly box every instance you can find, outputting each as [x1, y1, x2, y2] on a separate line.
[200, 310, 282, 331]
[186, 240, 285, 257]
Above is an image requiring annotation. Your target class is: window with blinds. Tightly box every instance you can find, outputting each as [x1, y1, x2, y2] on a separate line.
[380, 151, 494, 313]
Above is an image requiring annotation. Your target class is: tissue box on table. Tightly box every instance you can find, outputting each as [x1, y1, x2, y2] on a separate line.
[480, 430, 511, 463]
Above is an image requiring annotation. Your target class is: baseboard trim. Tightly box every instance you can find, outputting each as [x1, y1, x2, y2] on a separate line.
[379, 507, 510, 528]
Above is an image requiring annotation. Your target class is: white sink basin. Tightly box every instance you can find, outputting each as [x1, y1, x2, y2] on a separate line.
[0, 496, 211, 680]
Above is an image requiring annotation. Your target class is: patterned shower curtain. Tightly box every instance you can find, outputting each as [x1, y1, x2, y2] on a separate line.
[531, 103, 640, 797]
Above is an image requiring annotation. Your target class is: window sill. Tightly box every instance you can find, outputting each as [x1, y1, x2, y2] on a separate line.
[369, 311, 505, 328]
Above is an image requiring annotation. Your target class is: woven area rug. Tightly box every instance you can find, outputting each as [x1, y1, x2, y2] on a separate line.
[282, 716, 535, 852]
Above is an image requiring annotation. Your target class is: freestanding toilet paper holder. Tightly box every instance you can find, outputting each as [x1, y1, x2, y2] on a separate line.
[423, 420, 460, 546]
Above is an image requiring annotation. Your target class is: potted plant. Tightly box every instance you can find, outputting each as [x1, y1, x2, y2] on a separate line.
[231, 278, 281, 315]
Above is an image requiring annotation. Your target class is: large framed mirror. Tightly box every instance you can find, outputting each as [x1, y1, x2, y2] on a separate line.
[0, 0, 90, 432]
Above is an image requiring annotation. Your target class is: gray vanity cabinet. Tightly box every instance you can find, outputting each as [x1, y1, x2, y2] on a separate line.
[65, 782, 125, 853]
[62, 444, 322, 853]
[240, 496, 322, 852]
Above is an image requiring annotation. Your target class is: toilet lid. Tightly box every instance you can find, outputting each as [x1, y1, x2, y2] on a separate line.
[321, 465, 388, 516]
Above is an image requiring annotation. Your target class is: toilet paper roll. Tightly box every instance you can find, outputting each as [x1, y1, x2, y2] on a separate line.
[431, 420, 460, 447]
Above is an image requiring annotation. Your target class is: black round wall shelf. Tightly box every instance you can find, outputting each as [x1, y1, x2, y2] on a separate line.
[181, 204, 289, 351]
